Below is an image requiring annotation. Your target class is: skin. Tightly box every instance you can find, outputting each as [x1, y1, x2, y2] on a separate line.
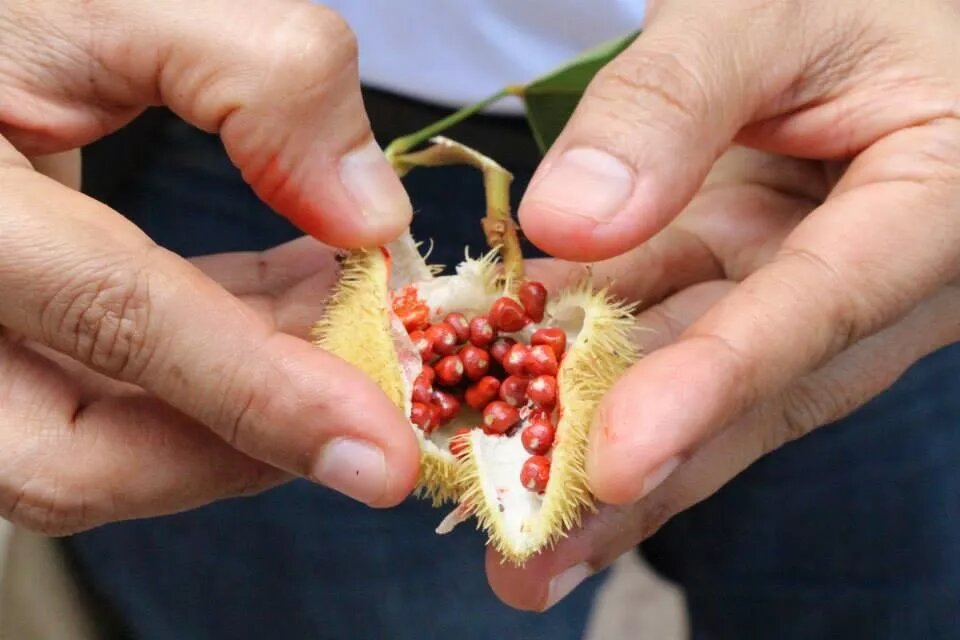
[497, 0, 960, 607]
[0, 0, 420, 534]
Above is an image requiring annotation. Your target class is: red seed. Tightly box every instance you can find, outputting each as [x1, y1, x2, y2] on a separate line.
[426, 404, 443, 434]
[520, 455, 551, 493]
[521, 420, 556, 455]
[434, 355, 464, 386]
[398, 306, 430, 332]
[499, 376, 529, 407]
[409, 330, 435, 362]
[420, 364, 436, 384]
[468, 316, 496, 347]
[432, 390, 461, 424]
[527, 375, 557, 408]
[489, 297, 528, 332]
[459, 345, 491, 380]
[449, 428, 471, 459]
[444, 312, 471, 343]
[482, 401, 520, 435]
[527, 344, 559, 376]
[518, 281, 548, 323]
[410, 402, 432, 431]
[465, 376, 501, 410]
[411, 372, 433, 404]
[531, 327, 567, 359]
[426, 322, 459, 356]
[503, 344, 529, 377]
[489, 337, 517, 363]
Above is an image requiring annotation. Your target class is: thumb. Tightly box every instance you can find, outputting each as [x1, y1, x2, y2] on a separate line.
[518, 0, 795, 261]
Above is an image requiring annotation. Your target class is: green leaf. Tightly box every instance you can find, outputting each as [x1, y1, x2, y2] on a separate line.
[521, 31, 640, 154]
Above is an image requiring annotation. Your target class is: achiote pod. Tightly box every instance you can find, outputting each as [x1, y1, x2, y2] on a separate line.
[312, 138, 639, 564]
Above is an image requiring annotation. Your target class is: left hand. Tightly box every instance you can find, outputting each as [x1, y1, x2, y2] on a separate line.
[491, 145, 960, 610]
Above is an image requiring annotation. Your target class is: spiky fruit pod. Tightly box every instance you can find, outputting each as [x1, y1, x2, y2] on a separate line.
[311, 137, 639, 564]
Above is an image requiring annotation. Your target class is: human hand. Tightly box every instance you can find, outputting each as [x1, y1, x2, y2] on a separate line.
[513, 0, 960, 605]
[0, 0, 419, 534]
[495, 144, 960, 609]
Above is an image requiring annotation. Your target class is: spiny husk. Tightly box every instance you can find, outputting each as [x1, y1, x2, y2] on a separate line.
[311, 248, 406, 408]
[456, 283, 639, 564]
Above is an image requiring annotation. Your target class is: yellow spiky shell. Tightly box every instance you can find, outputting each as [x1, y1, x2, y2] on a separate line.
[312, 232, 639, 563]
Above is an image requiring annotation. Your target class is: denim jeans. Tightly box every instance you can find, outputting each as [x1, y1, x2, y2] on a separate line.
[64, 110, 960, 639]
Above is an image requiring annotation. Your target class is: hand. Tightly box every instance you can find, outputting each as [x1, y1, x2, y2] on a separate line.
[510, 0, 960, 605]
[0, 0, 419, 534]
[494, 145, 960, 609]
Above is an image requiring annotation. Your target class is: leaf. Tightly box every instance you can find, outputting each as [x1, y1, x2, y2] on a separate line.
[521, 31, 640, 154]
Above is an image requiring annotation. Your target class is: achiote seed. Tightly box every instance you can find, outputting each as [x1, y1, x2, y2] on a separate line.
[411, 372, 433, 404]
[527, 375, 557, 408]
[489, 337, 517, 363]
[426, 322, 459, 356]
[520, 455, 551, 493]
[482, 401, 520, 435]
[432, 390, 460, 424]
[531, 327, 566, 359]
[465, 376, 500, 410]
[518, 281, 548, 323]
[410, 402, 432, 431]
[444, 312, 470, 343]
[521, 420, 555, 455]
[499, 376, 529, 407]
[409, 330, 435, 362]
[503, 344, 529, 377]
[459, 345, 490, 380]
[434, 355, 464, 386]
[527, 345, 559, 376]
[468, 316, 496, 347]
[489, 297, 527, 333]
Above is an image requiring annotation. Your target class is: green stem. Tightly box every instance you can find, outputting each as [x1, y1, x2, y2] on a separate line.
[384, 87, 514, 161]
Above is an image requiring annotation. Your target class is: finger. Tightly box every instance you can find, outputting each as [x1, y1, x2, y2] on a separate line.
[0, 337, 286, 535]
[590, 118, 960, 505]
[490, 281, 960, 612]
[518, 0, 800, 260]
[0, 152, 420, 508]
[3, 0, 411, 248]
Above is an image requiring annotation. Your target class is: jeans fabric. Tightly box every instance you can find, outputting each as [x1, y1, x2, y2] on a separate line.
[64, 110, 960, 639]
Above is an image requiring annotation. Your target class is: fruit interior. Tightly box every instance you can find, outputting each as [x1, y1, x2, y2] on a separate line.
[314, 231, 637, 562]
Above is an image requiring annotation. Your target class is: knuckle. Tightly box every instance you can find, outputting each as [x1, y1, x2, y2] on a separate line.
[768, 376, 859, 453]
[40, 258, 156, 381]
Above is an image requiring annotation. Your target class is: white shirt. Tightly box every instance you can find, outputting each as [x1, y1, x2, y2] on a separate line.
[320, 1, 647, 113]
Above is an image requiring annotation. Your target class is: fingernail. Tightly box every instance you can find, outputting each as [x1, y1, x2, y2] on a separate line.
[641, 456, 681, 498]
[527, 147, 634, 223]
[339, 139, 412, 225]
[545, 562, 594, 610]
[312, 437, 387, 505]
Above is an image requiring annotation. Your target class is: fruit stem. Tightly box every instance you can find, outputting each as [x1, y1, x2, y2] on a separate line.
[383, 86, 524, 162]
[391, 137, 524, 286]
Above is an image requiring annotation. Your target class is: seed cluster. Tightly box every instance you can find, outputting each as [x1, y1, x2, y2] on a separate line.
[393, 281, 564, 494]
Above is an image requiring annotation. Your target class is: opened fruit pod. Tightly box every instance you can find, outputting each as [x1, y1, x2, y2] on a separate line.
[313, 137, 639, 564]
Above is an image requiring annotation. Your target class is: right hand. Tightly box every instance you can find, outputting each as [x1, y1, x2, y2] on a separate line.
[0, 0, 420, 535]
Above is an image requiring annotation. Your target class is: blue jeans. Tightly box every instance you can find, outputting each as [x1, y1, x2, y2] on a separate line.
[65, 112, 960, 639]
